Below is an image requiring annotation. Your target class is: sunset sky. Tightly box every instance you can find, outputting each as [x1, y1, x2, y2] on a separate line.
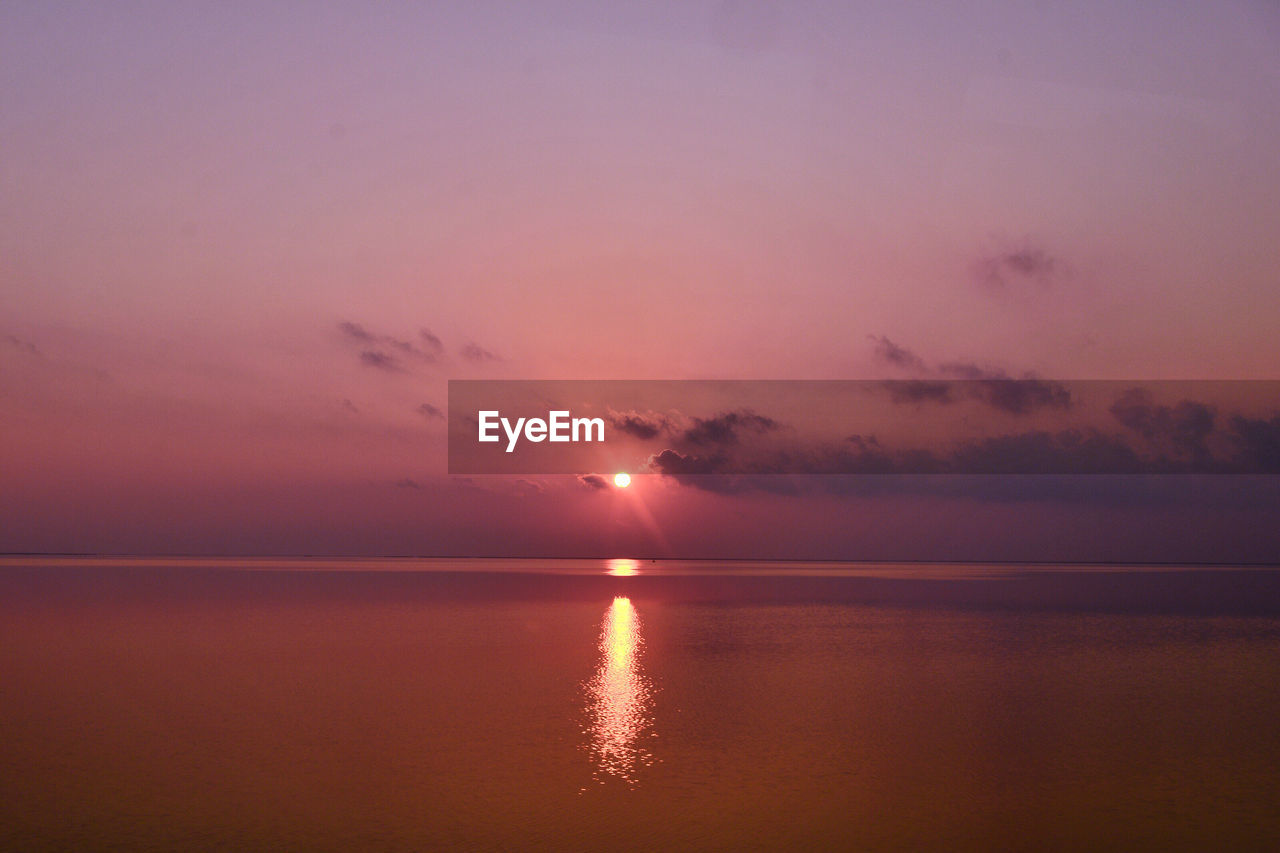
[3, 1, 1279, 560]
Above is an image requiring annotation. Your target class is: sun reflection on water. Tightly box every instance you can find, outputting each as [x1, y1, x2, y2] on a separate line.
[583, 596, 655, 786]
[605, 558, 640, 577]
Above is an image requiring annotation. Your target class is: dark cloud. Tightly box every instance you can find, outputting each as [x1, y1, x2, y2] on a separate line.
[460, 342, 500, 362]
[3, 334, 41, 357]
[682, 410, 778, 447]
[648, 449, 728, 475]
[881, 380, 955, 404]
[650, 424, 1180, 484]
[607, 410, 669, 440]
[652, 417, 1148, 484]
[648, 415, 1280, 496]
[846, 434, 882, 451]
[578, 473, 611, 490]
[862, 342, 1072, 414]
[359, 350, 402, 371]
[1110, 389, 1216, 463]
[341, 398, 360, 415]
[763, 444, 918, 476]
[888, 362, 1073, 414]
[337, 321, 376, 342]
[648, 442, 939, 480]
[975, 242, 1059, 290]
[948, 429, 1144, 474]
[645, 459, 1280, 505]
[969, 378, 1073, 415]
[644, 450, 796, 495]
[394, 478, 422, 489]
[1227, 414, 1280, 472]
[417, 403, 445, 420]
[831, 435, 918, 474]
[339, 321, 442, 367]
[419, 328, 444, 357]
[868, 335, 927, 372]
[1003, 248, 1056, 277]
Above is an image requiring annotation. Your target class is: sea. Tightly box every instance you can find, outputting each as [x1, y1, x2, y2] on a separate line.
[2, 556, 1279, 851]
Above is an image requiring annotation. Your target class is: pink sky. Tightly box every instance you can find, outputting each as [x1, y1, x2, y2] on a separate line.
[3, 2, 1279, 559]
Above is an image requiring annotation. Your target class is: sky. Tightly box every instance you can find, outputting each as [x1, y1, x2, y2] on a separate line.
[3, 1, 1279, 560]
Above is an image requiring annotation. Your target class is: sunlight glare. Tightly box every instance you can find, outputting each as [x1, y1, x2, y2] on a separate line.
[606, 558, 640, 577]
[583, 596, 654, 786]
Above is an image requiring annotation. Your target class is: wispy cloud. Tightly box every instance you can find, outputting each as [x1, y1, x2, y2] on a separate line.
[868, 335, 927, 372]
[335, 321, 503, 372]
[1111, 388, 1216, 462]
[645, 385, 1280, 490]
[881, 380, 955, 404]
[870, 339, 1073, 414]
[681, 410, 778, 447]
[973, 239, 1063, 291]
[359, 350, 403, 371]
[1229, 414, 1280, 470]
[340, 320, 442, 369]
[606, 409, 673, 440]
[2, 333, 42, 357]
[419, 328, 444, 358]
[968, 378, 1073, 415]
[459, 342, 500, 363]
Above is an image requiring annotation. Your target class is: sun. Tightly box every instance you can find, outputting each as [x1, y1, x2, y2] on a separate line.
[613, 472, 631, 488]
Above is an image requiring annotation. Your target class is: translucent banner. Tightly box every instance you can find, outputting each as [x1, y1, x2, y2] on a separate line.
[447, 380, 1280, 476]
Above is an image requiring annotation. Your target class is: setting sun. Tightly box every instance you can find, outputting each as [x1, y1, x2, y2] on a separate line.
[614, 472, 631, 488]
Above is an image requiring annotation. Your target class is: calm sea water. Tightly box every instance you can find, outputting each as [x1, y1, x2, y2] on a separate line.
[2, 557, 1279, 851]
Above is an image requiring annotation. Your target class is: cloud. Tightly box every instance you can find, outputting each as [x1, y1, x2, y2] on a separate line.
[607, 410, 671, 440]
[1227, 414, 1280, 472]
[337, 321, 376, 342]
[974, 240, 1060, 290]
[647, 428, 1140, 494]
[646, 403, 1280, 496]
[417, 402, 445, 420]
[644, 450, 795, 495]
[879, 361, 1074, 414]
[868, 335, 927, 372]
[359, 350, 402, 371]
[339, 321, 443, 368]
[394, 478, 422, 489]
[681, 410, 778, 447]
[863, 339, 1071, 414]
[419, 328, 444, 357]
[578, 473, 611, 490]
[1111, 389, 1217, 463]
[968, 378, 1073, 415]
[460, 342, 500, 362]
[947, 429, 1143, 474]
[846, 434, 882, 451]
[647, 449, 728, 475]
[2, 334, 42, 357]
[881, 380, 955, 404]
